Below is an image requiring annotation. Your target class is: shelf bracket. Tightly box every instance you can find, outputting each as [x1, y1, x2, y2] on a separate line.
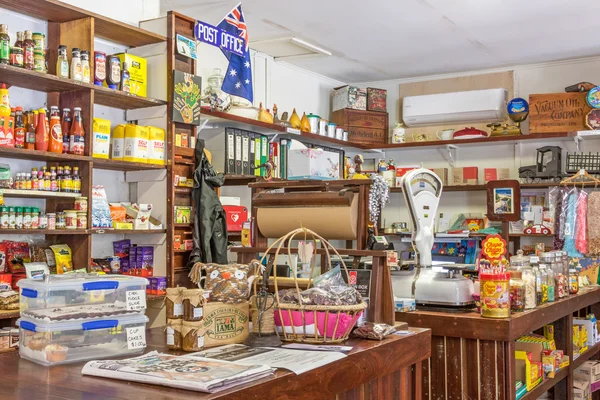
[438, 145, 458, 167]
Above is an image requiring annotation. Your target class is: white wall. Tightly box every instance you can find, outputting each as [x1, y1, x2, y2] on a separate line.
[61, 0, 160, 25]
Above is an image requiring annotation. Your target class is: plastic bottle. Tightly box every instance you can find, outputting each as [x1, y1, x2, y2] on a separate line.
[25, 111, 36, 150]
[56, 45, 69, 79]
[0, 84, 10, 117]
[81, 51, 90, 83]
[69, 107, 85, 155]
[48, 113, 63, 153]
[35, 108, 49, 151]
[120, 62, 131, 93]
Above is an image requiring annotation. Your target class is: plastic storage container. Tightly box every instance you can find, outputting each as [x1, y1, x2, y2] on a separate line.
[18, 274, 149, 321]
[18, 313, 148, 366]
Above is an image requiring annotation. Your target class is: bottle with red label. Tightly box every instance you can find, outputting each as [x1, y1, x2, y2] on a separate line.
[35, 108, 49, 151]
[48, 113, 63, 153]
[23, 30, 34, 70]
[61, 108, 71, 154]
[69, 107, 85, 155]
[13, 106, 25, 148]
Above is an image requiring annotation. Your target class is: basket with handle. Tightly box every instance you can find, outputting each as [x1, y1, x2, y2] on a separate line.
[260, 227, 367, 344]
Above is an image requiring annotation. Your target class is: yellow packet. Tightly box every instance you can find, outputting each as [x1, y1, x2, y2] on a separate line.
[50, 244, 73, 274]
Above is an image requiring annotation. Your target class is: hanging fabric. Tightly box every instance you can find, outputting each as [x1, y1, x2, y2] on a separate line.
[563, 188, 583, 258]
[575, 189, 588, 255]
[587, 192, 600, 255]
[549, 187, 564, 250]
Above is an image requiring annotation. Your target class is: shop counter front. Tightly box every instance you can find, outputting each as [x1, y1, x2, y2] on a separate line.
[398, 286, 600, 400]
[0, 327, 431, 400]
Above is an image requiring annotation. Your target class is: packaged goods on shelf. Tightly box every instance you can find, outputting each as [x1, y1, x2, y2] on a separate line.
[174, 206, 192, 224]
[147, 126, 166, 165]
[112, 124, 125, 160]
[147, 277, 167, 295]
[124, 124, 149, 163]
[573, 379, 591, 400]
[125, 204, 157, 230]
[515, 350, 543, 391]
[484, 168, 510, 182]
[574, 316, 599, 346]
[366, 87, 387, 112]
[573, 361, 600, 392]
[452, 167, 479, 185]
[91, 186, 112, 229]
[92, 118, 111, 159]
[332, 85, 367, 112]
[430, 168, 448, 185]
[114, 53, 147, 97]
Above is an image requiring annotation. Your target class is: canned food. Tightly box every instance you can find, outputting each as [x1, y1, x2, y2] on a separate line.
[65, 210, 77, 230]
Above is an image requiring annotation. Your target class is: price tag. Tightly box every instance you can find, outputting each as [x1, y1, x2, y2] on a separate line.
[193, 307, 203, 319]
[126, 290, 147, 311]
[167, 333, 175, 345]
[126, 327, 147, 350]
[174, 303, 183, 316]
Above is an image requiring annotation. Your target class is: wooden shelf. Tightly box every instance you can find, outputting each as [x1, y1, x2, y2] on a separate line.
[174, 187, 192, 195]
[224, 175, 261, 186]
[146, 294, 165, 301]
[228, 231, 242, 241]
[2, 189, 82, 199]
[93, 159, 166, 171]
[174, 249, 191, 253]
[0, 229, 87, 235]
[0, 64, 166, 110]
[521, 367, 568, 400]
[0, 145, 91, 162]
[0, 310, 19, 320]
[90, 229, 166, 235]
[571, 341, 600, 371]
[174, 223, 193, 229]
[174, 147, 195, 158]
[0, 0, 166, 47]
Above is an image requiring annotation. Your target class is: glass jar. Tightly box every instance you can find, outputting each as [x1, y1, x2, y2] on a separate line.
[540, 252, 556, 302]
[510, 271, 525, 312]
[510, 250, 536, 309]
[166, 319, 182, 350]
[74, 197, 88, 212]
[14, 207, 23, 229]
[38, 212, 47, 229]
[182, 289, 204, 322]
[76, 212, 87, 229]
[551, 251, 566, 299]
[530, 256, 542, 306]
[0, 207, 8, 229]
[55, 212, 66, 230]
[480, 272, 511, 318]
[181, 320, 204, 352]
[65, 210, 77, 230]
[31, 207, 39, 229]
[47, 212, 56, 230]
[561, 251, 570, 296]
[569, 269, 579, 294]
[10, 47, 23, 68]
[7, 207, 15, 229]
[33, 51, 45, 72]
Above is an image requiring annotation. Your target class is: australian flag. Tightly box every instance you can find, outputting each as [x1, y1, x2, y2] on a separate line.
[218, 3, 253, 103]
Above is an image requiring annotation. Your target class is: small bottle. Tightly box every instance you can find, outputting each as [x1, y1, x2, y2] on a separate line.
[56, 45, 69, 79]
[69, 107, 85, 155]
[106, 55, 120, 89]
[25, 111, 36, 150]
[61, 108, 71, 154]
[37, 170, 44, 191]
[14, 173, 22, 190]
[72, 167, 81, 193]
[23, 207, 31, 229]
[14, 207, 23, 229]
[70, 48, 82, 81]
[38, 211, 47, 229]
[81, 51, 91, 83]
[25, 172, 32, 190]
[48, 113, 63, 153]
[0, 25, 10, 65]
[35, 108, 49, 151]
[62, 165, 72, 193]
[7, 207, 15, 229]
[50, 170, 58, 192]
[23, 30, 35, 70]
[13, 107, 25, 149]
[56, 166, 64, 192]
[31, 207, 39, 229]
[43, 172, 51, 191]
[14, 31, 23, 50]
[31, 168, 38, 190]
[120, 61, 131, 93]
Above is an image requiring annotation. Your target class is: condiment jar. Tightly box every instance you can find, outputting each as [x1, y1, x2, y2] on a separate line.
[94, 51, 107, 86]
[166, 287, 184, 319]
[33, 51, 45, 72]
[55, 211, 66, 230]
[30, 207, 39, 229]
[106, 55, 121, 89]
[81, 50, 91, 84]
[166, 319, 183, 350]
[182, 289, 205, 321]
[76, 211, 87, 229]
[47, 212, 56, 230]
[181, 320, 204, 352]
[509, 271, 525, 312]
[14, 207, 23, 229]
[65, 210, 77, 230]
[7, 207, 15, 229]
[10, 47, 23, 68]
[22, 207, 32, 229]
[74, 197, 88, 212]
[0, 207, 8, 229]
[569, 269, 579, 294]
[32, 33, 45, 52]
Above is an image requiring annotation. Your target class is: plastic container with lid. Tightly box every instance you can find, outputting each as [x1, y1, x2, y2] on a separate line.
[18, 313, 148, 366]
[480, 272, 510, 318]
[18, 274, 149, 319]
[509, 250, 536, 309]
[540, 252, 556, 302]
[509, 271, 525, 312]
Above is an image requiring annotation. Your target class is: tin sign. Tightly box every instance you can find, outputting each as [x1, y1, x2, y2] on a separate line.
[194, 20, 245, 56]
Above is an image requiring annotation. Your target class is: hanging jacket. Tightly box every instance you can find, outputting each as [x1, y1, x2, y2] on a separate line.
[187, 139, 228, 267]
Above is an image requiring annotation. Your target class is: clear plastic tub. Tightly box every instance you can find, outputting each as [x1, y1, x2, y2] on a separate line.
[18, 313, 149, 366]
[18, 274, 149, 321]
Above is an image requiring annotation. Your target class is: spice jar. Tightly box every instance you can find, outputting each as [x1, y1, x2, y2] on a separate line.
[31, 207, 39, 229]
[166, 287, 184, 319]
[0, 207, 8, 229]
[509, 271, 525, 312]
[166, 318, 183, 350]
[74, 197, 88, 212]
[39, 212, 48, 229]
[14, 207, 23, 229]
[480, 272, 510, 318]
[7, 207, 15, 229]
[181, 320, 204, 352]
[569, 269, 579, 294]
[47, 212, 56, 230]
[65, 210, 77, 230]
[182, 289, 205, 321]
[55, 211, 66, 230]
[76, 212, 87, 229]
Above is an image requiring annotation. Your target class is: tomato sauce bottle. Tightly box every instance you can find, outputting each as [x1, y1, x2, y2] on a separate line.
[69, 107, 85, 155]
[48, 113, 63, 153]
[35, 108, 49, 151]
[13, 107, 25, 148]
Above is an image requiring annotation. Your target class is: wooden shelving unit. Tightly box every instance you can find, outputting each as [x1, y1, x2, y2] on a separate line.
[0, 310, 20, 320]
[521, 368, 569, 400]
[92, 159, 167, 172]
[2, 189, 82, 199]
[90, 229, 167, 235]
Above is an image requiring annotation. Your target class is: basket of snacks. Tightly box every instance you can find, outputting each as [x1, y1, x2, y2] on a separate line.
[264, 227, 367, 344]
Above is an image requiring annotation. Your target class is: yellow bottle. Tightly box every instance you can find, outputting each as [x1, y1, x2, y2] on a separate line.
[289, 108, 301, 129]
[0, 83, 10, 117]
[300, 112, 310, 132]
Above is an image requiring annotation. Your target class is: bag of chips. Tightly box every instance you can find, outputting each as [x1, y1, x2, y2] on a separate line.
[50, 244, 73, 274]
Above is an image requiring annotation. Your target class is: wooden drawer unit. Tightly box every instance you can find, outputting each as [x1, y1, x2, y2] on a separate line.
[331, 109, 388, 145]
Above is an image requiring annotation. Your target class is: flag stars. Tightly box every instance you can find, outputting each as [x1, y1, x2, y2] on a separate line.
[235, 81, 241, 89]
[245, 79, 250, 84]
[244, 61, 250, 68]
[229, 69, 237, 77]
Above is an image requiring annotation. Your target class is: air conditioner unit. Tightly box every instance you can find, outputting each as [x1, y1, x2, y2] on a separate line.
[402, 88, 508, 127]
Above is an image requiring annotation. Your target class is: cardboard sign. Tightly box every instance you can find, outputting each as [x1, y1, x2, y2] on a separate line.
[126, 326, 147, 350]
[194, 20, 244, 56]
[201, 302, 249, 347]
[481, 234, 507, 261]
[126, 290, 147, 311]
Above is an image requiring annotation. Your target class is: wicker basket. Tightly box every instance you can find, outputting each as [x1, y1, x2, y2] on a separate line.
[261, 227, 367, 344]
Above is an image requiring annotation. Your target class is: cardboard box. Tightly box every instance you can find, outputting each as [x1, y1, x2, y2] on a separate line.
[484, 168, 510, 182]
[573, 379, 591, 400]
[515, 342, 544, 391]
[287, 148, 341, 180]
[529, 93, 591, 134]
[452, 167, 478, 185]
[332, 85, 367, 112]
[367, 87, 387, 112]
[92, 118, 111, 159]
[380, 170, 395, 187]
[201, 302, 249, 347]
[174, 206, 192, 224]
[574, 318, 598, 346]
[430, 168, 449, 185]
[115, 53, 147, 97]
[125, 204, 152, 230]
[395, 166, 419, 186]
[574, 361, 600, 392]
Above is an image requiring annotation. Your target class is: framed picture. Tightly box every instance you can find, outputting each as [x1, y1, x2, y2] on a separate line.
[486, 180, 521, 222]
[172, 70, 202, 125]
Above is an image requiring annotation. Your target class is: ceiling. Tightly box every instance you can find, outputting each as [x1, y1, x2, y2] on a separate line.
[162, 0, 600, 83]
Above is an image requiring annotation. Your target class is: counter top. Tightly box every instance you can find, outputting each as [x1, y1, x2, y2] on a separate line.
[398, 286, 600, 341]
[0, 327, 431, 400]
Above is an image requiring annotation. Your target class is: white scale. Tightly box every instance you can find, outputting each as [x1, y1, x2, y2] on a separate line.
[393, 168, 474, 307]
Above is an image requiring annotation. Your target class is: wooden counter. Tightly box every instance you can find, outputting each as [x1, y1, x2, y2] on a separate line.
[0, 327, 431, 400]
[396, 286, 600, 400]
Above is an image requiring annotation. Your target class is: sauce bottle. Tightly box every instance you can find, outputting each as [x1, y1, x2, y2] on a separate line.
[14, 31, 23, 50]
[120, 62, 131, 92]
[35, 108, 49, 151]
[61, 108, 71, 154]
[14, 107, 25, 148]
[106, 55, 120, 89]
[69, 107, 85, 155]
[62, 165, 72, 193]
[72, 167, 81, 193]
[0, 84, 10, 117]
[25, 111, 36, 150]
[23, 31, 35, 70]
[49, 113, 63, 153]
[0, 25, 9, 65]
[56, 45, 69, 79]
[81, 51, 91, 83]
[70, 48, 82, 82]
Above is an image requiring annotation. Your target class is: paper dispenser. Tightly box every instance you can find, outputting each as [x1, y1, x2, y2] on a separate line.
[254, 190, 359, 240]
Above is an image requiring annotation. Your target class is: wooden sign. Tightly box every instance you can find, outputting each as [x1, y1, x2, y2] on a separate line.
[331, 109, 388, 145]
[529, 93, 592, 133]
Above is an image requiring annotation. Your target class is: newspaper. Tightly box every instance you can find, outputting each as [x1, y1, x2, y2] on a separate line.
[81, 351, 274, 393]
[190, 344, 346, 375]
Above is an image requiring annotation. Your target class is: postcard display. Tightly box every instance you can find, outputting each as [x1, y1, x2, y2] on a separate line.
[17, 275, 149, 366]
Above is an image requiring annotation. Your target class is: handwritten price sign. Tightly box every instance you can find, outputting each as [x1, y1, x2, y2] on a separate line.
[126, 327, 147, 350]
[126, 290, 147, 311]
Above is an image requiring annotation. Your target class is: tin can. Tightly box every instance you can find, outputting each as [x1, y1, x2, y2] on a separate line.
[65, 210, 77, 230]
[55, 212, 66, 230]
[480, 272, 510, 318]
[47, 213, 56, 230]
[74, 197, 88, 212]
[76, 211, 87, 229]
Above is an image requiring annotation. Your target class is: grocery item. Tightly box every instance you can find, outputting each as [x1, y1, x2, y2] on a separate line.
[166, 287, 183, 319]
[509, 271, 525, 312]
[61, 108, 71, 154]
[182, 289, 205, 321]
[166, 319, 183, 350]
[70, 48, 82, 82]
[56, 45, 69, 79]
[69, 107, 85, 155]
[120, 62, 130, 93]
[22, 30, 34, 70]
[115, 53, 147, 97]
[111, 124, 125, 160]
[106, 55, 120, 89]
[0, 25, 9, 64]
[48, 113, 63, 153]
[480, 272, 510, 318]
[35, 108, 49, 151]
[147, 126, 166, 165]
[10, 46, 23, 68]
[92, 118, 111, 159]
[123, 124, 149, 163]
[94, 51, 106, 86]
[81, 50, 90, 83]
[50, 244, 72, 274]
[33, 51, 45, 72]
[181, 320, 204, 352]
[91, 185, 112, 228]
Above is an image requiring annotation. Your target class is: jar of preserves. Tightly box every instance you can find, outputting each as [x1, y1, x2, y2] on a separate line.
[166, 287, 183, 319]
[55, 211, 66, 230]
[569, 269, 579, 294]
[509, 271, 525, 312]
[182, 289, 205, 321]
[74, 197, 88, 212]
[166, 319, 182, 350]
[76, 211, 87, 229]
[47, 212, 56, 230]
[181, 320, 204, 352]
[510, 250, 536, 309]
[65, 210, 77, 230]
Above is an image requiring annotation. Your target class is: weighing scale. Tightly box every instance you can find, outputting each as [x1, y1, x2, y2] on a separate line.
[393, 168, 475, 307]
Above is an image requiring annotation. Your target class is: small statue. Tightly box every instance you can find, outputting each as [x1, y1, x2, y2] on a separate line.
[377, 159, 388, 172]
[276, 111, 291, 127]
[352, 154, 369, 179]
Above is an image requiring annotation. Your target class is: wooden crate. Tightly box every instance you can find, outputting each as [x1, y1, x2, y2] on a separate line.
[529, 93, 591, 133]
[331, 109, 388, 145]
